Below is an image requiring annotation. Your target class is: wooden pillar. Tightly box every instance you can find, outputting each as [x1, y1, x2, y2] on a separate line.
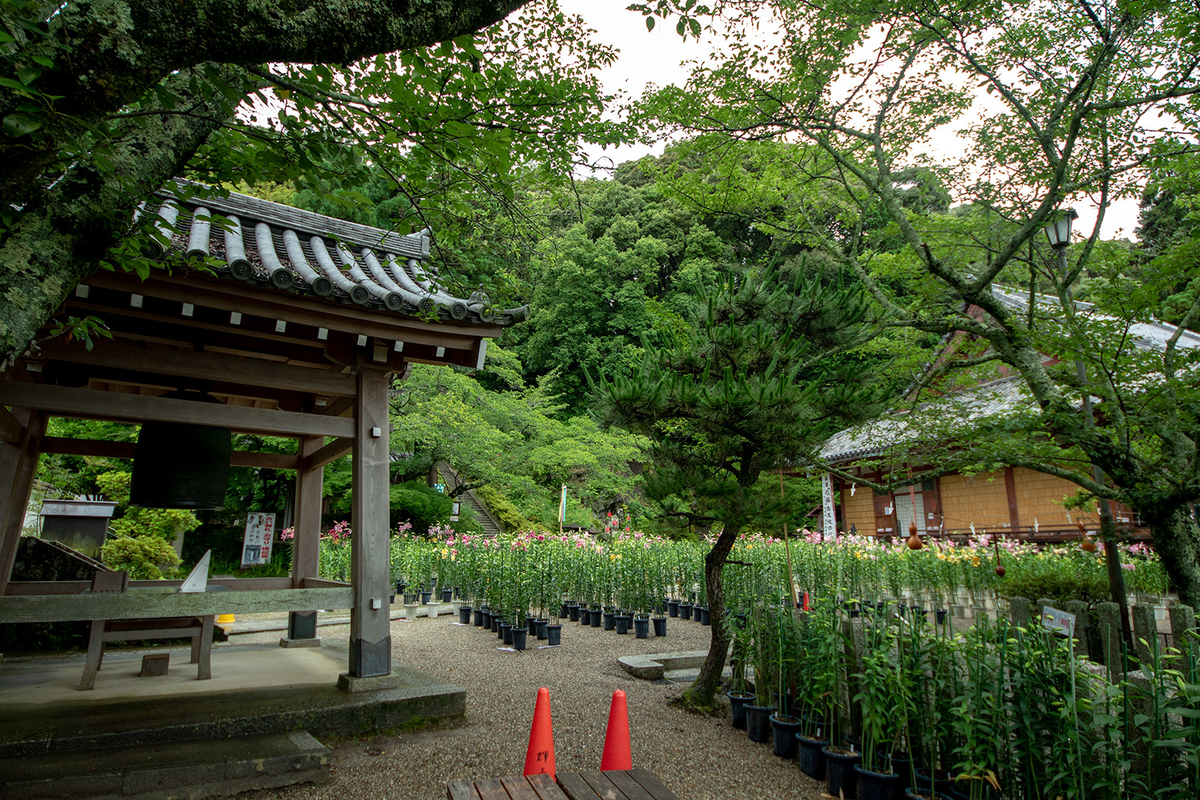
[1004, 466, 1021, 533]
[0, 409, 47, 594]
[286, 434, 325, 642]
[348, 368, 391, 678]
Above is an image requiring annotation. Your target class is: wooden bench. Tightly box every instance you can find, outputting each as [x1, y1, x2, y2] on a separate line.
[447, 768, 680, 800]
[78, 570, 215, 690]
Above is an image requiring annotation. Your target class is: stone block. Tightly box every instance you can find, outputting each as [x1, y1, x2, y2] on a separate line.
[1065, 600, 1090, 658]
[1169, 604, 1196, 650]
[1009, 596, 1031, 628]
[1095, 602, 1125, 679]
[1131, 604, 1158, 667]
[140, 653, 169, 677]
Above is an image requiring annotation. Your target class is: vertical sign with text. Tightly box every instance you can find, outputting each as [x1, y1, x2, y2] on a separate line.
[241, 512, 276, 567]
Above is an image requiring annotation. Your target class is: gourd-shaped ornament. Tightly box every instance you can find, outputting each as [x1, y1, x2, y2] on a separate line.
[906, 521, 924, 550]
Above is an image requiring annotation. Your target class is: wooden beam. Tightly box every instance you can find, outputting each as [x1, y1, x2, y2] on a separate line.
[0, 382, 354, 439]
[84, 272, 497, 349]
[0, 405, 23, 444]
[293, 435, 325, 589]
[0, 587, 353, 623]
[320, 396, 355, 417]
[0, 411, 47, 595]
[5, 578, 295, 595]
[305, 437, 354, 470]
[350, 367, 391, 678]
[37, 340, 356, 397]
[40, 436, 302, 469]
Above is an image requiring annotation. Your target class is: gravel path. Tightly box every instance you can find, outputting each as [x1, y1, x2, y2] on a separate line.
[234, 612, 827, 800]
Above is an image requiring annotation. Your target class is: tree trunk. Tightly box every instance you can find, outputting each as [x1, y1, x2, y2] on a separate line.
[677, 523, 742, 712]
[1146, 503, 1200, 612]
[0, 66, 246, 367]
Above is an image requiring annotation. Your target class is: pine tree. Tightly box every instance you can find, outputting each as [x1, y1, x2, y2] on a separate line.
[595, 263, 891, 710]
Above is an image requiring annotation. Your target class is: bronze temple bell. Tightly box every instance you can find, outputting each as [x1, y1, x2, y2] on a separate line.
[130, 391, 231, 510]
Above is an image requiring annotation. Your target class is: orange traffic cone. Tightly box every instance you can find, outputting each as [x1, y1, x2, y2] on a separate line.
[600, 689, 632, 770]
[523, 687, 556, 777]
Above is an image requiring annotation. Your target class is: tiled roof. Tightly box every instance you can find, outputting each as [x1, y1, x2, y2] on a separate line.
[991, 286, 1200, 352]
[822, 287, 1200, 465]
[820, 377, 1030, 463]
[138, 182, 527, 326]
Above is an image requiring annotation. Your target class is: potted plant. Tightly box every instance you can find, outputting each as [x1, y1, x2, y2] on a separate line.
[725, 612, 755, 730]
[745, 606, 777, 744]
[852, 619, 903, 800]
[769, 596, 804, 759]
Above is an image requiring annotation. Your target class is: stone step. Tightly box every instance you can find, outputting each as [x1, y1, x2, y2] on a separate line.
[0, 731, 329, 800]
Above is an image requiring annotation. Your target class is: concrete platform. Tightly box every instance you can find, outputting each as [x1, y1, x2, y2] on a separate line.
[617, 650, 710, 681]
[0, 730, 330, 800]
[0, 642, 465, 757]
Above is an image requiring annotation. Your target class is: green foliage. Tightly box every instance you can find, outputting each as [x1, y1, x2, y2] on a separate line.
[95, 471, 200, 545]
[995, 548, 1111, 605]
[389, 481, 453, 535]
[99, 535, 181, 580]
[389, 349, 646, 528]
[476, 484, 534, 532]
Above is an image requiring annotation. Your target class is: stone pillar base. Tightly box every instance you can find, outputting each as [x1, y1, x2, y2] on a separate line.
[337, 672, 404, 693]
[279, 636, 323, 648]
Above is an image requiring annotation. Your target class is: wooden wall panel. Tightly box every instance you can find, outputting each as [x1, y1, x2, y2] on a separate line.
[938, 470, 1012, 534]
[840, 482, 877, 536]
[1011, 468, 1082, 529]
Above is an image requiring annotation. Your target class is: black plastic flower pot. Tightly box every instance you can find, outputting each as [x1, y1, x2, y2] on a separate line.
[915, 768, 953, 797]
[614, 614, 631, 634]
[770, 714, 803, 759]
[823, 746, 862, 799]
[500, 622, 512, 644]
[727, 691, 754, 729]
[602, 611, 616, 631]
[474, 608, 485, 627]
[796, 735, 829, 780]
[652, 616, 667, 637]
[534, 619, 548, 640]
[892, 752, 914, 797]
[511, 626, 528, 651]
[679, 603, 693, 621]
[667, 600, 679, 617]
[745, 704, 774, 743]
[634, 618, 650, 638]
[904, 791, 953, 800]
[480, 609, 492, 628]
[589, 609, 602, 627]
[567, 604, 580, 622]
[699, 606, 711, 625]
[491, 615, 502, 633]
[855, 766, 899, 800]
[420, 591, 432, 605]
[545, 624, 562, 646]
[936, 609, 948, 625]
[457, 606, 472, 624]
[441, 588, 454, 603]
[560, 602, 570, 619]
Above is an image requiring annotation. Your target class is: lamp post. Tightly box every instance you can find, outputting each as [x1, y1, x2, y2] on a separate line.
[1044, 209, 1134, 655]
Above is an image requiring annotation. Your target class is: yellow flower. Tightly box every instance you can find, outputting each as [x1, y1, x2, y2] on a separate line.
[971, 556, 981, 567]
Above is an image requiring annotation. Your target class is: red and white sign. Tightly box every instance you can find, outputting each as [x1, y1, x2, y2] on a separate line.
[241, 512, 276, 567]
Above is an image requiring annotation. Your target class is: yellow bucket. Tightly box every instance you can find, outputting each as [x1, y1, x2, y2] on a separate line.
[216, 613, 236, 624]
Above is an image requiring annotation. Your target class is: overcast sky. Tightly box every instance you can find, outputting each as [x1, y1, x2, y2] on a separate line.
[559, 1, 1141, 241]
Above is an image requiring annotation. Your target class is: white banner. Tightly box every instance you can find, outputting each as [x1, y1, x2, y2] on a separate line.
[241, 512, 276, 567]
[821, 473, 837, 540]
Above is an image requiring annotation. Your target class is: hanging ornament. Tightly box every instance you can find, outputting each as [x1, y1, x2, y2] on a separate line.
[906, 521, 924, 550]
[993, 534, 1006, 577]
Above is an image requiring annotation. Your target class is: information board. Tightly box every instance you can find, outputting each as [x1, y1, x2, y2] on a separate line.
[241, 512, 276, 567]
